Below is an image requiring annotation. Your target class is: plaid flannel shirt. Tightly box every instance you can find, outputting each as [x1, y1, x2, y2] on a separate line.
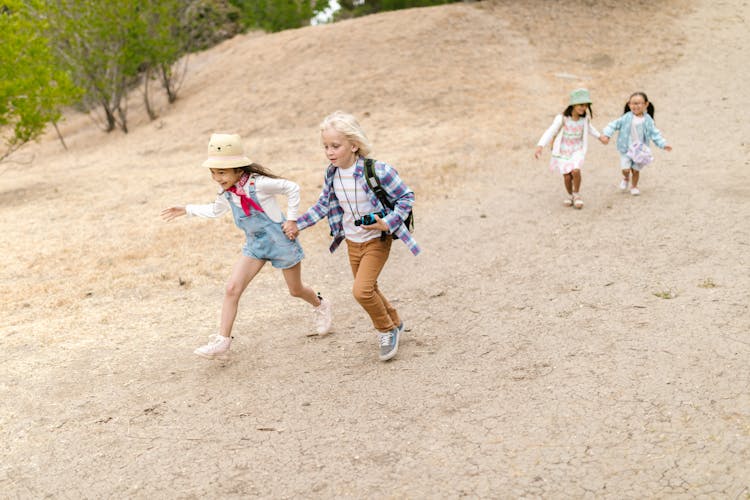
[297, 157, 421, 256]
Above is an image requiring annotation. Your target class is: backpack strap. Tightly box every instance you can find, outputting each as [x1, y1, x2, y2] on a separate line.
[363, 158, 414, 240]
[364, 158, 393, 210]
[364, 158, 392, 241]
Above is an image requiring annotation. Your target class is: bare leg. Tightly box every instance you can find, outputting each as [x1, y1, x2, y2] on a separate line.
[572, 169, 582, 193]
[281, 262, 320, 307]
[219, 256, 266, 337]
[631, 169, 640, 189]
[563, 173, 573, 195]
[621, 168, 631, 182]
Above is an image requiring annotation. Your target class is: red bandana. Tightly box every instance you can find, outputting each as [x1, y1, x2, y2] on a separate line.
[226, 173, 264, 216]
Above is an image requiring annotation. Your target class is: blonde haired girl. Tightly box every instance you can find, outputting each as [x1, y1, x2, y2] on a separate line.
[319, 110, 372, 157]
[287, 112, 419, 362]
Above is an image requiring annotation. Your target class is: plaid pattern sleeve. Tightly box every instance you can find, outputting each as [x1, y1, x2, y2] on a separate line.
[297, 165, 347, 253]
[367, 160, 421, 256]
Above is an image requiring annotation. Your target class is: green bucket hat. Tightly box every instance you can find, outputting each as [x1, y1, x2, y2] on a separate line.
[569, 88, 592, 106]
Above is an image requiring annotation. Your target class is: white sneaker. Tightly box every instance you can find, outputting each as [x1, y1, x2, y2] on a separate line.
[630, 187, 641, 196]
[312, 297, 332, 335]
[619, 178, 629, 191]
[194, 334, 231, 359]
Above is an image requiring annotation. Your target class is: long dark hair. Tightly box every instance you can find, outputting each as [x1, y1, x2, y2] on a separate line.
[563, 103, 593, 118]
[624, 91, 655, 119]
[239, 163, 280, 179]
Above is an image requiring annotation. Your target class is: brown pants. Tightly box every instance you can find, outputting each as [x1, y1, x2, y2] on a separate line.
[346, 238, 401, 332]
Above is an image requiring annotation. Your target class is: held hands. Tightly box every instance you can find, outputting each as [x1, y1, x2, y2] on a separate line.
[599, 136, 610, 145]
[161, 206, 186, 221]
[361, 214, 389, 232]
[282, 220, 299, 240]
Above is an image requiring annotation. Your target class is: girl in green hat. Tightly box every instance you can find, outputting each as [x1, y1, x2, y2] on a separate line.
[535, 88, 607, 209]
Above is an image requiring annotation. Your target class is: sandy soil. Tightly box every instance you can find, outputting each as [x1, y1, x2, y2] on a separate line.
[1, 0, 749, 497]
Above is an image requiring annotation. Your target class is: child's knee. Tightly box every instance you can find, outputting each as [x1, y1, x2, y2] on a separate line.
[225, 280, 243, 298]
[352, 285, 374, 304]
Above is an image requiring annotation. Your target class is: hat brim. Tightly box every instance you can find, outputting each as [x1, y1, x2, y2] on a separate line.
[569, 99, 592, 106]
[201, 156, 253, 169]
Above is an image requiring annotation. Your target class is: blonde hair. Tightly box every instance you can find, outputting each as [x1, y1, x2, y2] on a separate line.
[320, 111, 372, 158]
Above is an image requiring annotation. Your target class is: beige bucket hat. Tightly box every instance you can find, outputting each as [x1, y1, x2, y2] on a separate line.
[201, 133, 252, 169]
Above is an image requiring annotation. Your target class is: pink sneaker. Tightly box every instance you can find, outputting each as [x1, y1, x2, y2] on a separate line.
[312, 297, 333, 335]
[194, 334, 231, 359]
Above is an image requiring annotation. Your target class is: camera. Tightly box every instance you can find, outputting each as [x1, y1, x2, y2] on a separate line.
[354, 211, 386, 226]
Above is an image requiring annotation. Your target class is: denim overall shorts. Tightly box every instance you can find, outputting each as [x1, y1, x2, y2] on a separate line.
[226, 180, 304, 269]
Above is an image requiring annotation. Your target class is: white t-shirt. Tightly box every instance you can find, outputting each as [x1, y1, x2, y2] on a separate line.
[333, 164, 382, 243]
[630, 115, 645, 144]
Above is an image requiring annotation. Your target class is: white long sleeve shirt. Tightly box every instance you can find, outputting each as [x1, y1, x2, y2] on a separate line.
[537, 114, 601, 156]
[185, 175, 300, 223]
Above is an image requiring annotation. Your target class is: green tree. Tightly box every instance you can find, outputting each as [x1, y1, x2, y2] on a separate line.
[135, 0, 192, 119]
[0, 1, 80, 161]
[230, 0, 328, 32]
[334, 0, 459, 20]
[37, 0, 146, 133]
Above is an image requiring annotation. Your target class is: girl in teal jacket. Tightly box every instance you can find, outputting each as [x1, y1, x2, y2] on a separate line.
[602, 91, 672, 195]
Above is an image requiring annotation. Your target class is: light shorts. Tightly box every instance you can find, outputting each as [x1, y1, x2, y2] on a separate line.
[243, 224, 304, 269]
[619, 153, 647, 171]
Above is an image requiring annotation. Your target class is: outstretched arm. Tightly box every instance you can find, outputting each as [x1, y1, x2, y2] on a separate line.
[161, 206, 186, 221]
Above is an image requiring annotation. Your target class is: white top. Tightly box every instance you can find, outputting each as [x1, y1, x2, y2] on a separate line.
[185, 175, 300, 223]
[333, 164, 381, 243]
[630, 115, 645, 144]
[537, 114, 601, 156]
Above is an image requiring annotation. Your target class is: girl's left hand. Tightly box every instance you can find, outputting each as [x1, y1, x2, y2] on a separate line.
[362, 215, 389, 232]
[664, 145, 673, 152]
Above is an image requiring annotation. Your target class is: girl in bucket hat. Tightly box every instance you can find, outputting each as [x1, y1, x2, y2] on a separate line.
[161, 133, 333, 359]
[534, 88, 607, 209]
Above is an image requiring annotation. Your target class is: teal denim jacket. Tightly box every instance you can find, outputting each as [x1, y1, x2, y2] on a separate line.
[603, 112, 668, 154]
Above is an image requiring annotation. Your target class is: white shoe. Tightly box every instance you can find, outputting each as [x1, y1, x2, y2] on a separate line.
[619, 179, 629, 191]
[194, 334, 231, 359]
[313, 297, 333, 335]
[630, 187, 641, 196]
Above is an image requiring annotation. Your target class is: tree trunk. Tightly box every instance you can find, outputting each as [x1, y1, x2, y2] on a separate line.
[161, 63, 177, 104]
[143, 66, 157, 120]
[52, 121, 68, 150]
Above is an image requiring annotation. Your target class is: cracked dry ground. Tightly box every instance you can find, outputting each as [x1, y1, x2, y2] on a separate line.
[1, 0, 749, 497]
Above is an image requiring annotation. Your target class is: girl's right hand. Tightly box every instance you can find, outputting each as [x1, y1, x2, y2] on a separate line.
[534, 146, 543, 159]
[161, 206, 186, 221]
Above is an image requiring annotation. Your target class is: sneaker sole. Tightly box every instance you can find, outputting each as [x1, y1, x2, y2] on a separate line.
[194, 350, 230, 360]
[379, 330, 400, 361]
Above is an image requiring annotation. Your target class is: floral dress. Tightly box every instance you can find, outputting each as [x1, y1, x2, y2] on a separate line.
[549, 117, 585, 175]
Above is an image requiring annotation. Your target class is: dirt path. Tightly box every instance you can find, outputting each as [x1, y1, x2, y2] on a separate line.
[1, 0, 748, 497]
